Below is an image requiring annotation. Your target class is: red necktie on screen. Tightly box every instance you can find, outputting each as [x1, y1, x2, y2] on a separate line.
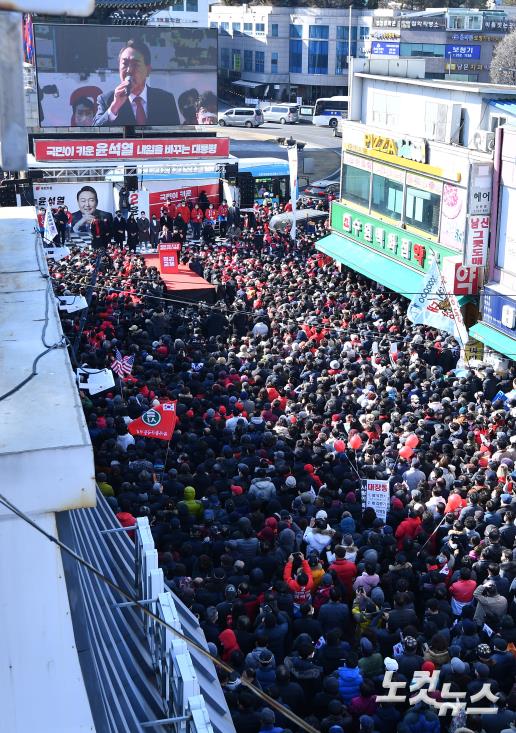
[133, 96, 146, 125]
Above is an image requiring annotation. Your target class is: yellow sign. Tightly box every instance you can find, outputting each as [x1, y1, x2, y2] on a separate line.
[344, 142, 462, 183]
[465, 338, 484, 361]
[364, 133, 398, 156]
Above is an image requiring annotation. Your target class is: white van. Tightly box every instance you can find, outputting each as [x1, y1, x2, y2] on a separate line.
[218, 108, 264, 128]
[262, 104, 299, 124]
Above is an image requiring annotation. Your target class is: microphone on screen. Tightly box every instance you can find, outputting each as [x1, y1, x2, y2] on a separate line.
[125, 75, 133, 95]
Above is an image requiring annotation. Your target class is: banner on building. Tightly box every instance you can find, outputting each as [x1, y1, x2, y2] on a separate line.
[407, 257, 469, 346]
[364, 480, 390, 521]
[128, 401, 177, 441]
[442, 256, 479, 296]
[468, 163, 492, 215]
[33, 182, 115, 235]
[465, 215, 490, 267]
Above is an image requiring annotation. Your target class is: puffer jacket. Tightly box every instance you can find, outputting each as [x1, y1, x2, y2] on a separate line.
[337, 665, 363, 704]
[180, 486, 203, 519]
[248, 477, 276, 502]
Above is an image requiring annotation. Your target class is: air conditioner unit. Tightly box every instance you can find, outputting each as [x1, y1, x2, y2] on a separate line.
[472, 129, 495, 153]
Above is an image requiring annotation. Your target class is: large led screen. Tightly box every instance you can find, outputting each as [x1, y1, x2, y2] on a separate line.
[34, 24, 218, 128]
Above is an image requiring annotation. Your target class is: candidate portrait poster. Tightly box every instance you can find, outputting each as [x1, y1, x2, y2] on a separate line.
[33, 182, 115, 234]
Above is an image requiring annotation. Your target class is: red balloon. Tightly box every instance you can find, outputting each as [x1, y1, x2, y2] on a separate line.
[349, 435, 362, 450]
[406, 434, 419, 449]
[334, 440, 346, 453]
[399, 446, 414, 460]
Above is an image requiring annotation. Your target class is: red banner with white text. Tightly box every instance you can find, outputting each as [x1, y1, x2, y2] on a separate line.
[34, 137, 230, 162]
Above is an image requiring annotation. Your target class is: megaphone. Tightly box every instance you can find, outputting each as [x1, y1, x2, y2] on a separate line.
[57, 295, 88, 314]
[45, 246, 70, 261]
[76, 367, 115, 395]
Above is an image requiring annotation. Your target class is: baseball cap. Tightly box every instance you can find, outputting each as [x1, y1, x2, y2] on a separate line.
[316, 509, 328, 521]
[384, 657, 398, 671]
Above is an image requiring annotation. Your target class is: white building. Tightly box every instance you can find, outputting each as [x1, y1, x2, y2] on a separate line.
[209, 3, 372, 103]
[317, 60, 516, 349]
[149, 0, 210, 28]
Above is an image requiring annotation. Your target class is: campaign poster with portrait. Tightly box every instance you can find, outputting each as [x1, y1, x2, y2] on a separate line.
[33, 182, 115, 234]
[34, 24, 218, 128]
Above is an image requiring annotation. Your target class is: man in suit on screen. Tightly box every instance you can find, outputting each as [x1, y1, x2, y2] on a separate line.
[93, 39, 179, 127]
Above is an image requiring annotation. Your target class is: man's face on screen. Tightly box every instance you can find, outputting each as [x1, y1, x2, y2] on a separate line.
[119, 47, 150, 95]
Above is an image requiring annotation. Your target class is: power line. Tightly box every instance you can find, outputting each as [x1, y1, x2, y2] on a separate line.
[0, 492, 319, 733]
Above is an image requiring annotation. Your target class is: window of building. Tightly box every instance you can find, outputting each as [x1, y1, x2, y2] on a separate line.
[337, 26, 358, 40]
[220, 22, 229, 34]
[186, 0, 198, 11]
[221, 47, 230, 69]
[244, 49, 253, 72]
[232, 23, 241, 34]
[405, 185, 440, 235]
[255, 23, 265, 34]
[255, 50, 265, 73]
[243, 22, 253, 33]
[308, 40, 328, 74]
[210, 22, 217, 29]
[171, 0, 184, 10]
[309, 25, 329, 40]
[359, 26, 369, 39]
[271, 23, 279, 37]
[342, 164, 371, 208]
[447, 14, 482, 31]
[290, 24, 303, 38]
[289, 39, 302, 73]
[399, 43, 445, 58]
[371, 172, 404, 221]
[335, 41, 349, 74]
[271, 51, 279, 74]
[232, 49, 241, 72]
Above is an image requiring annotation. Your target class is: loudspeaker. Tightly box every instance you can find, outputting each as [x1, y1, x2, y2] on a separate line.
[0, 185, 16, 207]
[225, 162, 238, 179]
[237, 172, 254, 208]
[124, 174, 138, 191]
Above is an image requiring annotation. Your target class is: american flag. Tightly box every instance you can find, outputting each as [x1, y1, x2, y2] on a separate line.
[111, 350, 134, 377]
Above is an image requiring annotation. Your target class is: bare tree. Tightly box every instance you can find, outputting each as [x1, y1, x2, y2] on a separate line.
[491, 30, 516, 85]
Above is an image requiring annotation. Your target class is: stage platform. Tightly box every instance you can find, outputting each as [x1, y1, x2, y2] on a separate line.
[143, 255, 216, 304]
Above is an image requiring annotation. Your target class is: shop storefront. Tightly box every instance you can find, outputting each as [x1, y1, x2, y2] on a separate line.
[317, 120, 491, 318]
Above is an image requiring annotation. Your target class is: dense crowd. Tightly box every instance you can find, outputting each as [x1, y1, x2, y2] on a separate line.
[48, 196, 516, 733]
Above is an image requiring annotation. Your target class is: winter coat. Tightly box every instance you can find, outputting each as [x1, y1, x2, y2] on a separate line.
[329, 558, 357, 599]
[337, 665, 363, 704]
[399, 709, 440, 733]
[283, 559, 314, 604]
[248, 477, 276, 503]
[179, 486, 203, 519]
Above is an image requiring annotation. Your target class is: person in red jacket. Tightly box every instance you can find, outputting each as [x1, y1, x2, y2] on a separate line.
[283, 553, 314, 611]
[205, 202, 218, 224]
[329, 545, 357, 601]
[395, 509, 422, 550]
[191, 203, 204, 241]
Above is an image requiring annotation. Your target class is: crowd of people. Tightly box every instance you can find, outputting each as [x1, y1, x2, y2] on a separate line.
[47, 191, 516, 733]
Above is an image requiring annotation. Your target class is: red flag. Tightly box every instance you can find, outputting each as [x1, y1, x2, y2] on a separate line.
[128, 401, 177, 441]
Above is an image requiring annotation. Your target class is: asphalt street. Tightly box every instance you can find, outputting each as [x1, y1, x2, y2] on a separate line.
[215, 122, 342, 182]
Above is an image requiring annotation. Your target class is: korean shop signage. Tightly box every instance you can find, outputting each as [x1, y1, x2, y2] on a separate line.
[331, 202, 456, 273]
[363, 133, 427, 164]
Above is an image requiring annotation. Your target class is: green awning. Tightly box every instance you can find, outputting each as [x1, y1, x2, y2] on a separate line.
[469, 322, 516, 360]
[317, 233, 473, 305]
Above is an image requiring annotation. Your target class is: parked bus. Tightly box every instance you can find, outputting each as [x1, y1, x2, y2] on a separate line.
[312, 96, 349, 128]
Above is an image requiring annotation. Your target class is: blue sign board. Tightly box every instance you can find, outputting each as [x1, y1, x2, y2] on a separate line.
[445, 44, 481, 60]
[370, 41, 400, 57]
[482, 287, 516, 338]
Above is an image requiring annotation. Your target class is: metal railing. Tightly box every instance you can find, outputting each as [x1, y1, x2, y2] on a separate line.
[132, 517, 214, 733]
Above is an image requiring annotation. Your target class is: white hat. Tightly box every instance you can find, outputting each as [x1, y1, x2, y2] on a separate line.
[330, 360, 340, 370]
[316, 510, 328, 521]
[384, 657, 398, 671]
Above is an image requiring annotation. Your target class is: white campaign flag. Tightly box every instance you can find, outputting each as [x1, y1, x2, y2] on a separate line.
[407, 257, 468, 347]
[287, 144, 298, 241]
[43, 205, 58, 242]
